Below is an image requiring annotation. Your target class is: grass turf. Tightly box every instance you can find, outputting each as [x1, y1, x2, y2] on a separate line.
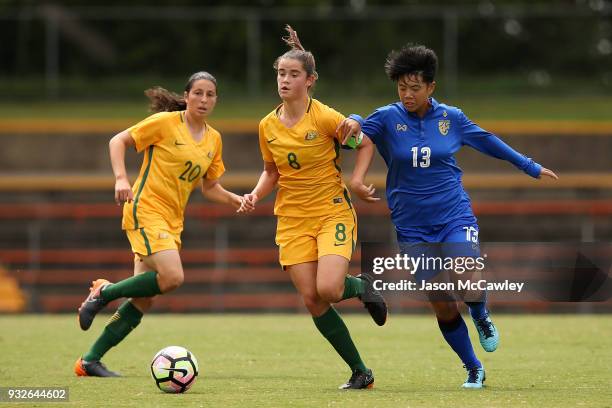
[0, 314, 610, 407]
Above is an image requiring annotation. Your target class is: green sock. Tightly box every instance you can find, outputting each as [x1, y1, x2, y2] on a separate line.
[313, 307, 367, 373]
[83, 300, 143, 361]
[342, 275, 365, 300]
[101, 271, 162, 302]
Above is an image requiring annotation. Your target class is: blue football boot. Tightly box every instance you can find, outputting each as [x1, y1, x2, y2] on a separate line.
[462, 365, 485, 389]
[472, 312, 499, 352]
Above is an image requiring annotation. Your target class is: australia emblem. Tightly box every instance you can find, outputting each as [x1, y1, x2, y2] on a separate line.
[305, 130, 318, 141]
[438, 119, 450, 136]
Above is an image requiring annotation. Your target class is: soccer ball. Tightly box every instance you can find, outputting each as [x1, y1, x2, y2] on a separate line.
[150, 346, 199, 393]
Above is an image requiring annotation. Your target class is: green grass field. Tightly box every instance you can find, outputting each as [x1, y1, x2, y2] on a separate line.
[1, 314, 610, 407]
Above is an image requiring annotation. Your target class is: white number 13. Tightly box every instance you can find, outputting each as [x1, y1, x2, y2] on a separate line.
[411, 146, 431, 168]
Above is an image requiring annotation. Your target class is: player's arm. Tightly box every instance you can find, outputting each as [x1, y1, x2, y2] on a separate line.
[242, 161, 279, 210]
[199, 136, 249, 212]
[245, 120, 280, 211]
[109, 129, 136, 205]
[342, 109, 385, 202]
[460, 111, 558, 180]
[111, 113, 166, 205]
[349, 134, 380, 202]
[201, 178, 246, 211]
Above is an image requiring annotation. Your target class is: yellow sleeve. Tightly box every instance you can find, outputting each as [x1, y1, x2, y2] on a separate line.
[317, 103, 346, 142]
[258, 120, 274, 163]
[128, 112, 168, 153]
[205, 135, 226, 180]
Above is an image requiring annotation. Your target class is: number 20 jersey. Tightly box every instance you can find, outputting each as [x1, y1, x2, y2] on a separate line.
[122, 111, 225, 234]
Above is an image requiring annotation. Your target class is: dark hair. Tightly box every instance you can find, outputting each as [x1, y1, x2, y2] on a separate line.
[384, 44, 438, 83]
[144, 71, 217, 113]
[273, 24, 318, 82]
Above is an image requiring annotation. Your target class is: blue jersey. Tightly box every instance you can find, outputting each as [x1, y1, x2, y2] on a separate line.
[362, 97, 541, 229]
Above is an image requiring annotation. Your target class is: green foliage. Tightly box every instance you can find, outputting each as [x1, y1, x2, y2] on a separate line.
[2, 3, 611, 100]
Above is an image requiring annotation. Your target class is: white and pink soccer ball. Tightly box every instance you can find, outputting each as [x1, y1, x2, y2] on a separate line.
[150, 346, 199, 393]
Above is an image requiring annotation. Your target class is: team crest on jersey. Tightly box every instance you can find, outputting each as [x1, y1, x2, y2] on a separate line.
[396, 124, 408, 132]
[438, 119, 450, 136]
[207, 151, 214, 159]
[305, 130, 318, 141]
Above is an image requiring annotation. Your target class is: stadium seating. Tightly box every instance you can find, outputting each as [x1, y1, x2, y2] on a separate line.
[1, 120, 610, 313]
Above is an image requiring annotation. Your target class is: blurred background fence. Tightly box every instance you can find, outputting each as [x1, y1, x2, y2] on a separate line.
[0, 1, 610, 314]
[2, 2, 612, 100]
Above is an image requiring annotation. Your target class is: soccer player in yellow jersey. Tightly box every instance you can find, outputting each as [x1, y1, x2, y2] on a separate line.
[74, 72, 250, 377]
[241, 26, 387, 390]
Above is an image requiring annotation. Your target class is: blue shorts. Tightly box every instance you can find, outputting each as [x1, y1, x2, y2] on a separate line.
[397, 217, 481, 283]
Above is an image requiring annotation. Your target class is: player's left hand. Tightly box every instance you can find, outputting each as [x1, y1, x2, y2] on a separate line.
[236, 193, 257, 213]
[539, 167, 559, 180]
[336, 118, 361, 145]
[233, 196, 249, 213]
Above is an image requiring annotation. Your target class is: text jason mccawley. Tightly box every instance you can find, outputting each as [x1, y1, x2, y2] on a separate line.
[370, 254, 525, 293]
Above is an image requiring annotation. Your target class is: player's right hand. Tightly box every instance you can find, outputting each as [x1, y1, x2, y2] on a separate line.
[336, 118, 361, 145]
[115, 178, 134, 205]
[237, 193, 258, 213]
[539, 167, 559, 180]
[349, 181, 380, 203]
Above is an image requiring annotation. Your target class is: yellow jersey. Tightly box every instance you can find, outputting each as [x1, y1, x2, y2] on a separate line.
[122, 111, 225, 234]
[258, 98, 353, 217]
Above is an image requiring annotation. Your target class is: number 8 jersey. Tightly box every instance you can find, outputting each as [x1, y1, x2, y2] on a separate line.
[259, 98, 353, 217]
[122, 111, 225, 234]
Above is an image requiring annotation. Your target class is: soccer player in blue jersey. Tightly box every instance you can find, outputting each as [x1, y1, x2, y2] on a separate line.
[344, 44, 558, 388]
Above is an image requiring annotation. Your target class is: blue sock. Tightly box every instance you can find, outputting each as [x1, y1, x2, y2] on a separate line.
[466, 291, 488, 320]
[437, 314, 481, 369]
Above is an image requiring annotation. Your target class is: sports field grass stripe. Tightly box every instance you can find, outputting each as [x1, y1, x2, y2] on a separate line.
[1, 119, 612, 135]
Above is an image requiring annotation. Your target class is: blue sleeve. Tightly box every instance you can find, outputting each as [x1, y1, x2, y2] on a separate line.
[348, 114, 364, 127]
[361, 108, 386, 145]
[459, 110, 542, 178]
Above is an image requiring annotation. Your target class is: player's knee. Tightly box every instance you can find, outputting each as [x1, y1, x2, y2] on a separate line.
[316, 282, 342, 304]
[302, 293, 319, 310]
[432, 301, 459, 320]
[158, 270, 184, 293]
[302, 292, 326, 315]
